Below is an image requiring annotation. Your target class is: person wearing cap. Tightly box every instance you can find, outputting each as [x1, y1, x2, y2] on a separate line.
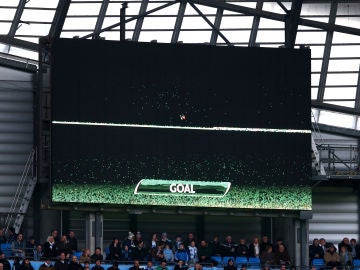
[39, 258, 55, 270]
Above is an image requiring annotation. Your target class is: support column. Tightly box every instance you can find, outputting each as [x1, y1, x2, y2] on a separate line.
[300, 219, 310, 267]
[86, 213, 103, 253]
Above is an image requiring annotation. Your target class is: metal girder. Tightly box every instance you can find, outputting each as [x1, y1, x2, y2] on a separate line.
[133, 0, 149, 41]
[8, 0, 27, 37]
[315, 123, 360, 139]
[210, 7, 223, 45]
[48, 0, 71, 39]
[171, 1, 186, 43]
[0, 35, 38, 52]
[93, 0, 109, 40]
[285, 0, 302, 49]
[275, 0, 289, 14]
[355, 65, 360, 109]
[188, 2, 231, 46]
[316, 1, 338, 102]
[312, 100, 360, 116]
[82, 1, 177, 39]
[248, 0, 263, 47]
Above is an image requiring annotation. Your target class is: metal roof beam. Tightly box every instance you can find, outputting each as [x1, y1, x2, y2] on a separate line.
[285, 0, 303, 49]
[8, 0, 27, 37]
[248, 0, 263, 47]
[0, 35, 38, 52]
[93, 0, 110, 39]
[132, 0, 149, 41]
[209, 7, 223, 45]
[312, 100, 360, 116]
[48, 0, 71, 39]
[171, 1, 186, 43]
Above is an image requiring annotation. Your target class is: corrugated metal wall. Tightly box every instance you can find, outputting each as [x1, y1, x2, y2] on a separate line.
[0, 65, 33, 215]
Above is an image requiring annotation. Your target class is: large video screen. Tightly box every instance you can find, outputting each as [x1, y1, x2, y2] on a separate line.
[51, 39, 311, 210]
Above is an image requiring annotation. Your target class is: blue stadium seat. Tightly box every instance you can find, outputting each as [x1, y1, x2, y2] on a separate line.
[235, 257, 248, 265]
[1, 243, 12, 257]
[353, 259, 360, 270]
[248, 257, 261, 269]
[222, 256, 235, 265]
[74, 251, 82, 258]
[312, 258, 325, 270]
[211, 256, 222, 264]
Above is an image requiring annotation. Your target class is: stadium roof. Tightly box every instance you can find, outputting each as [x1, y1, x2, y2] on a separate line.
[1, 0, 360, 135]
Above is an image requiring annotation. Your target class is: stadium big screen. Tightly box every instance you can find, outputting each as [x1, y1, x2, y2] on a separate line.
[51, 38, 311, 210]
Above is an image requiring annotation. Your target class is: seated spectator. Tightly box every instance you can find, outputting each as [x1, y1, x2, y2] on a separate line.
[135, 232, 143, 247]
[223, 259, 236, 270]
[132, 241, 148, 261]
[0, 252, 10, 270]
[0, 229, 6, 244]
[185, 233, 196, 248]
[55, 252, 69, 270]
[260, 236, 272, 254]
[39, 257, 55, 270]
[107, 238, 122, 261]
[320, 238, 332, 253]
[194, 263, 202, 270]
[12, 257, 21, 270]
[19, 258, 34, 270]
[68, 231, 78, 253]
[25, 237, 36, 259]
[309, 238, 324, 261]
[350, 239, 358, 258]
[236, 239, 249, 258]
[324, 244, 341, 269]
[274, 244, 291, 266]
[33, 245, 44, 261]
[44, 236, 57, 259]
[163, 244, 174, 263]
[124, 232, 136, 249]
[339, 245, 352, 268]
[51, 230, 60, 243]
[79, 249, 91, 263]
[188, 240, 198, 264]
[338, 238, 352, 253]
[90, 247, 104, 263]
[149, 233, 159, 250]
[144, 261, 154, 270]
[156, 261, 168, 270]
[173, 236, 182, 252]
[91, 260, 104, 270]
[57, 235, 72, 258]
[197, 240, 211, 263]
[7, 227, 17, 244]
[129, 260, 143, 270]
[248, 237, 260, 258]
[174, 260, 188, 270]
[69, 256, 83, 270]
[221, 236, 237, 257]
[240, 265, 247, 270]
[122, 245, 133, 261]
[175, 244, 189, 263]
[260, 245, 275, 266]
[209, 236, 221, 257]
[107, 262, 119, 270]
[12, 233, 26, 259]
[159, 233, 172, 250]
[153, 244, 165, 262]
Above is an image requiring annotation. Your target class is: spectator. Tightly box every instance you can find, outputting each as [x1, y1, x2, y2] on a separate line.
[135, 232, 143, 247]
[51, 230, 60, 243]
[274, 244, 291, 266]
[39, 257, 55, 270]
[7, 228, 17, 244]
[260, 245, 275, 266]
[12, 233, 26, 259]
[0, 252, 10, 270]
[12, 257, 21, 270]
[221, 236, 237, 257]
[129, 260, 143, 270]
[79, 249, 91, 263]
[107, 262, 119, 270]
[91, 260, 104, 270]
[185, 233, 195, 248]
[19, 258, 34, 270]
[25, 237, 36, 258]
[44, 236, 57, 259]
[209, 236, 221, 256]
[90, 247, 104, 263]
[338, 238, 352, 253]
[175, 244, 189, 263]
[223, 259, 236, 270]
[54, 252, 69, 270]
[236, 239, 249, 258]
[260, 236, 272, 255]
[144, 261, 154, 270]
[249, 237, 261, 258]
[194, 263, 202, 270]
[68, 232, 78, 253]
[240, 265, 247, 270]
[324, 245, 341, 269]
[124, 232, 136, 249]
[174, 260, 188, 270]
[163, 244, 174, 263]
[33, 245, 44, 261]
[68, 256, 83, 270]
[149, 234, 159, 250]
[0, 230, 6, 244]
[156, 261, 168, 270]
[320, 238, 332, 254]
[350, 239, 358, 258]
[173, 236, 182, 253]
[57, 235, 72, 258]
[339, 245, 352, 268]
[152, 244, 164, 262]
[160, 233, 172, 250]
[188, 240, 198, 264]
[107, 237, 122, 261]
[197, 240, 211, 263]
[309, 238, 324, 261]
[122, 245, 133, 261]
[133, 241, 148, 261]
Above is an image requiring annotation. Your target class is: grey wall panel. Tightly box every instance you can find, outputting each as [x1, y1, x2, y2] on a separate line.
[0, 143, 34, 154]
[0, 101, 33, 112]
[0, 133, 33, 143]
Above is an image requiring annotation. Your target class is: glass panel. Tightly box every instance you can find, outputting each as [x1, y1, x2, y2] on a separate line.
[67, 3, 102, 16]
[0, 7, 16, 20]
[25, 0, 59, 9]
[311, 87, 318, 100]
[21, 9, 55, 23]
[309, 45, 324, 58]
[311, 60, 323, 72]
[301, 3, 331, 16]
[311, 74, 320, 87]
[101, 30, 133, 41]
[196, 5, 217, 15]
[296, 31, 326, 44]
[262, 2, 291, 14]
[356, 117, 360, 130]
[142, 16, 176, 30]
[0, 23, 11, 35]
[222, 30, 250, 43]
[324, 101, 355, 108]
[62, 18, 98, 31]
[336, 17, 360, 29]
[146, 3, 179, 16]
[256, 30, 284, 43]
[15, 23, 52, 36]
[326, 73, 358, 86]
[106, 2, 141, 16]
[220, 15, 253, 29]
[324, 87, 357, 100]
[330, 45, 360, 58]
[258, 18, 284, 29]
[103, 17, 136, 30]
[60, 31, 93, 38]
[328, 59, 360, 72]
[318, 110, 355, 129]
[182, 16, 214, 29]
[178, 30, 211, 43]
[8, 46, 38, 60]
[138, 31, 173, 43]
[333, 32, 360, 43]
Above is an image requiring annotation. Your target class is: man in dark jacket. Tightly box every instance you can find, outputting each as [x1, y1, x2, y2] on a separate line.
[198, 240, 211, 263]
